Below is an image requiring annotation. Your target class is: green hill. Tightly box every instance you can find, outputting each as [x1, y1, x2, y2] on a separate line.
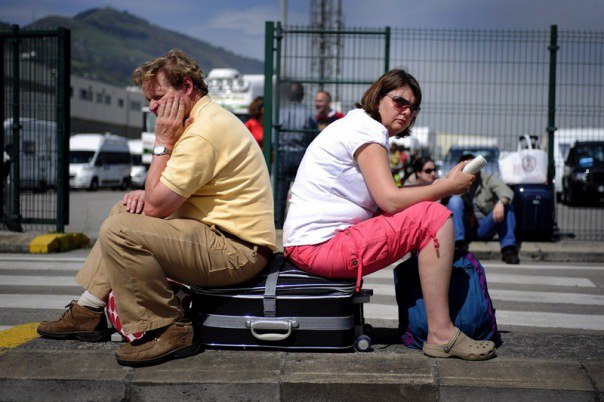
[23, 7, 263, 87]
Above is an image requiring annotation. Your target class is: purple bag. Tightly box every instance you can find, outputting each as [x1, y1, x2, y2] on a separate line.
[394, 252, 501, 349]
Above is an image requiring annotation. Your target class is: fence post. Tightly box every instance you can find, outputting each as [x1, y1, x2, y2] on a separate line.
[262, 21, 275, 170]
[547, 25, 558, 193]
[9, 25, 22, 232]
[0, 32, 4, 220]
[272, 22, 284, 201]
[547, 24, 559, 237]
[56, 27, 71, 232]
[384, 26, 391, 72]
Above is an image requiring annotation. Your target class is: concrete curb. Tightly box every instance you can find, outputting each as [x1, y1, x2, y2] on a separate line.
[29, 233, 90, 253]
[0, 232, 89, 254]
[469, 240, 604, 263]
[0, 347, 601, 401]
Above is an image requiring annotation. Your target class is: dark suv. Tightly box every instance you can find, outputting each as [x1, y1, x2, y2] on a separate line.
[561, 141, 604, 206]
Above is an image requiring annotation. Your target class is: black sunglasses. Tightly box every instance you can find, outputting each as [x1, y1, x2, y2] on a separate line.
[386, 94, 421, 116]
[422, 168, 435, 174]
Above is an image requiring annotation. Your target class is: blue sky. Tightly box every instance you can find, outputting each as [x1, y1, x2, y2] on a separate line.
[1, 0, 602, 60]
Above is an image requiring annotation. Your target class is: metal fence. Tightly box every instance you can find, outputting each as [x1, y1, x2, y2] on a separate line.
[390, 27, 604, 240]
[1, 25, 70, 232]
[265, 23, 604, 240]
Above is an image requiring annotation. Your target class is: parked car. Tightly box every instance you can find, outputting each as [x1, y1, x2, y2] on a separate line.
[561, 141, 604, 206]
[3, 117, 57, 191]
[69, 133, 131, 191]
[437, 146, 500, 178]
[128, 139, 147, 188]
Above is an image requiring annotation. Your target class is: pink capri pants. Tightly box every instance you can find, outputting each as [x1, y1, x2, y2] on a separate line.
[285, 201, 451, 290]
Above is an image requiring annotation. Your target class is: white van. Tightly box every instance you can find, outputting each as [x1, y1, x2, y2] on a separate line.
[3, 118, 57, 191]
[127, 139, 147, 188]
[69, 133, 131, 190]
[542, 128, 604, 195]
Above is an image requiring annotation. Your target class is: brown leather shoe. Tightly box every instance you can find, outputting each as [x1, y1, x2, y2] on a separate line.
[37, 300, 110, 342]
[115, 320, 200, 367]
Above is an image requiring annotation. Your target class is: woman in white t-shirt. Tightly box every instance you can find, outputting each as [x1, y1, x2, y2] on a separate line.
[283, 69, 495, 361]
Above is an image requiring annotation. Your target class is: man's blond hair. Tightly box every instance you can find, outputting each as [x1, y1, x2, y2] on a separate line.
[132, 49, 208, 95]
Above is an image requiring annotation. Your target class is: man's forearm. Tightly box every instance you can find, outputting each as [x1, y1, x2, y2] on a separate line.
[144, 152, 172, 215]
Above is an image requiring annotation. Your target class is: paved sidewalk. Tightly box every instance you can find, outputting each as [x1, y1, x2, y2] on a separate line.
[0, 329, 602, 401]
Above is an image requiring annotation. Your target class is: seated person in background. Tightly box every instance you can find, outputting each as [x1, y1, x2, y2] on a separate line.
[283, 68, 496, 360]
[404, 156, 436, 186]
[314, 90, 345, 132]
[446, 154, 519, 264]
[37, 49, 276, 367]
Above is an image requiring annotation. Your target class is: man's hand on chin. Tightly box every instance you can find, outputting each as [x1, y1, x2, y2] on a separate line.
[155, 93, 190, 147]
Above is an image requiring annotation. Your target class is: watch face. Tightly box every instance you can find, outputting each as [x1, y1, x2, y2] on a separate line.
[153, 146, 171, 156]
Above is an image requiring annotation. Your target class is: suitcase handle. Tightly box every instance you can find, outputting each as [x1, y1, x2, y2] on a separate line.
[248, 319, 297, 341]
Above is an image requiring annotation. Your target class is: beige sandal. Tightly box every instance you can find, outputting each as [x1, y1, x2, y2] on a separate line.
[423, 328, 496, 361]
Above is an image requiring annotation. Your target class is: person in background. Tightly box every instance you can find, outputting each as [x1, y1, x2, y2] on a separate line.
[244, 96, 264, 148]
[315, 90, 345, 132]
[275, 82, 318, 229]
[446, 153, 520, 264]
[36, 49, 277, 367]
[404, 156, 437, 186]
[283, 68, 496, 360]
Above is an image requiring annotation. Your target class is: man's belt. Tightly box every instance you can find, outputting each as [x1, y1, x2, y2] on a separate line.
[221, 230, 273, 260]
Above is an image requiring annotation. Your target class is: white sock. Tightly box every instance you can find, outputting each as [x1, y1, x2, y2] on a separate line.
[77, 290, 106, 309]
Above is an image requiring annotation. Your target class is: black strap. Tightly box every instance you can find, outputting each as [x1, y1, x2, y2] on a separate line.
[263, 254, 284, 317]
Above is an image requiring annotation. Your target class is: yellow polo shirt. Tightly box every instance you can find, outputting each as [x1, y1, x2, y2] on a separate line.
[160, 96, 277, 251]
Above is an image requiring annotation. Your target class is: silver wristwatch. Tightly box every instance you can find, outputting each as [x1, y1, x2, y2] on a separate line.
[152, 145, 172, 156]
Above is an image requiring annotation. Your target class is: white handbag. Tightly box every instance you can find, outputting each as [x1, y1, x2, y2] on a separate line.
[498, 135, 548, 184]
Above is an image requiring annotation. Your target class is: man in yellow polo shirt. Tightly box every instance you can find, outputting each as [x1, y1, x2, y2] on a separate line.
[37, 49, 277, 367]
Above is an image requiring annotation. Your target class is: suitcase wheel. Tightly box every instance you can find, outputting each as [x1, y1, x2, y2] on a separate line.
[354, 334, 372, 352]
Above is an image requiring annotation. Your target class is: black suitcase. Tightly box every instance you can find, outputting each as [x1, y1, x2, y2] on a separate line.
[190, 253, 373, 352]
[512, 184, 555, 241]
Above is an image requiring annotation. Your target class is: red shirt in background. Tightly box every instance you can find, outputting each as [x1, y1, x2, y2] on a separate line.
[316, 110, 345, 132]
[244, 118, 263, 148]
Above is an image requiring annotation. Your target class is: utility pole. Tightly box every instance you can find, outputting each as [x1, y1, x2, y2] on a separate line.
[309, 0, 343, 97]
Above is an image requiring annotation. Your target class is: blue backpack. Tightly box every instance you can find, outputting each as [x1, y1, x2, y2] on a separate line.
[394, 252, 501, 349]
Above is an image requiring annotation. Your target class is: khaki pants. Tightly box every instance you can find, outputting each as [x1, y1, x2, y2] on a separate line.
[76, 203, 268, 334]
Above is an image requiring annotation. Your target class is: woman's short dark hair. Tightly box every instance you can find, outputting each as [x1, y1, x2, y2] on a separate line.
[356, 68, 422, 138]
[248, 96, 264, 120]
[413, 156, 434, 173]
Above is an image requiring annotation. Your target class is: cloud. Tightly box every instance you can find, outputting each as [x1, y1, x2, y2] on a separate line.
[180, 3, 306, 60]
[205, 4, 279, 36]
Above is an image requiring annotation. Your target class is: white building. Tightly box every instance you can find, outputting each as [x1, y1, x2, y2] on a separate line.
[70, 75, 145, 138]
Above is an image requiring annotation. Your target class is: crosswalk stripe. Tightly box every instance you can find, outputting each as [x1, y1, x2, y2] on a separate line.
[0, 263, 81, 271]
[489, 289, 604, 305]
[486, 273, 595, 287]
[366, 271, 595, 287]
[0, 256, 86, 263]
[363, 304, 604, 331]
[0, 275, 79, 287]
[0, 294, 81, 309]
[363, 284, 604, 305]
[483, 263, 604, 271]
[496, 311, 604, 331]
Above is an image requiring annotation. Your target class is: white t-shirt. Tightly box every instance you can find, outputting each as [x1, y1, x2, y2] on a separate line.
[283, 108, 390, 246]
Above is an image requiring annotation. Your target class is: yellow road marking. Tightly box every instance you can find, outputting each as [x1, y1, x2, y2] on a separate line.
[0, 322, 40, 355]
